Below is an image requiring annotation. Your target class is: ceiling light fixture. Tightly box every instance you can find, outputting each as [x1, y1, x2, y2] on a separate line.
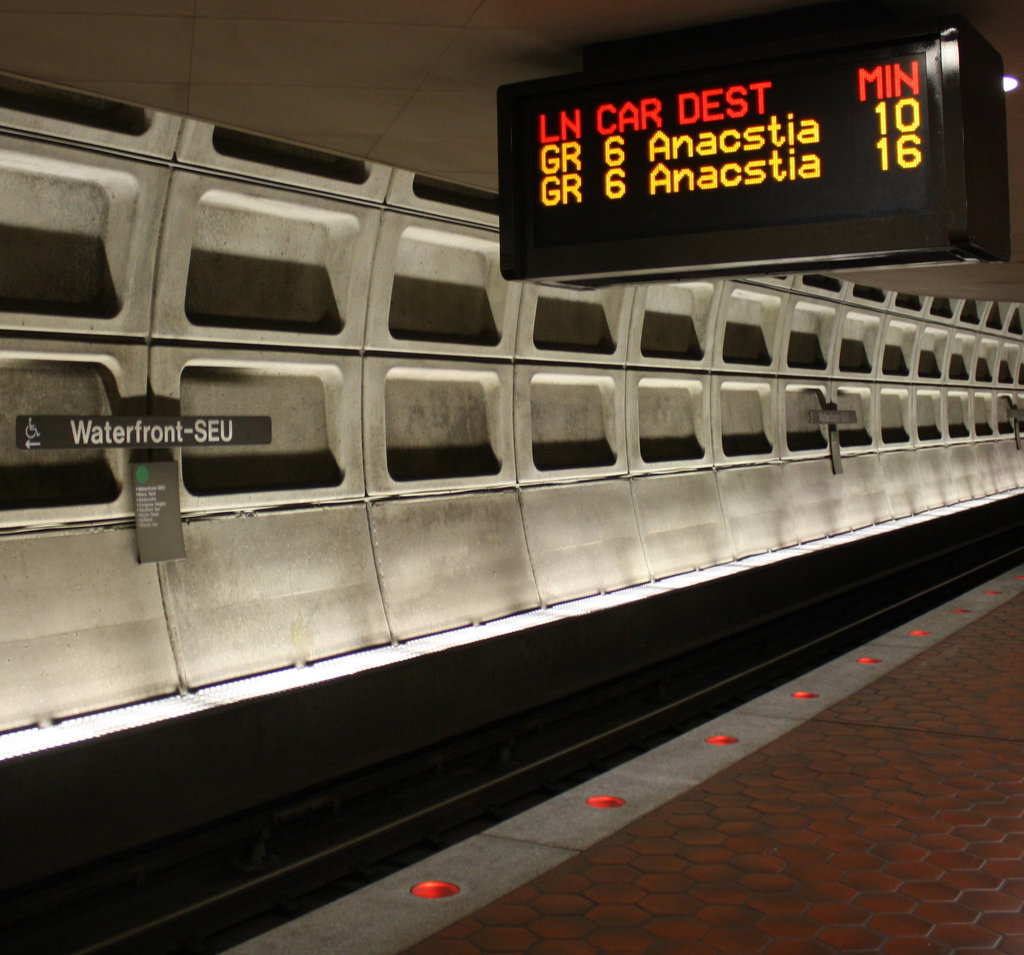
[1004, 76, 1019, 92]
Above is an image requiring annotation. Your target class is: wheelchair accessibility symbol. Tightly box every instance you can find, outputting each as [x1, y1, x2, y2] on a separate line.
[24, 417, 41, 449]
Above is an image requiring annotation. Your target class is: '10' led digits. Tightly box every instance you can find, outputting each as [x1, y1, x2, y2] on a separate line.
[536, 58, 925, 207]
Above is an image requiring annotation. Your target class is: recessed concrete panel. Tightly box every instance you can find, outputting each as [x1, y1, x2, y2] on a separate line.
[627, 280, 717, 369]
[844, 282, 892, 309]
[153, 172, 376, 348]
[878, 386, 912, 447]
[717, 464, 799, 557]
[370, 491, 539, 640]
[946, 390, 972, 440]
[161, 506, 389, 688]
[793, 273, 846, 300]
[366, 213, 517, 357]
[626, 371, 709, 473]
[782, 459, 852, 541]
[991, 438, 1024, 489]
[956, 299, 989, 327]
[920, 445, 960, 506]
[0, 527, 177, 732]
[714, 377, 777, 464]
[973, 443, 1011, 493]
[150, 346, 361, 512]
[891, 290, 927, 317]
[176, 119, 392, 200]
[515, 365, 626, 483]
[834, 308, 882, 377]
[840, 453, 893, 528]
[926, 296, 957, 322]
[385, 168, 498, 226]
[713, 283, 785, 371]
[947, 331, 977, 382]
[991, 301, 1019, 333]
[972, 391, 996, 439]
[973, 337, 999, 384]
[949, 445, 996, 499]
[783, 297, 838, 375]
[999, 303, 1022, 335]
[835, 384, 875, 450]
[879, 450, 923, 518]
[880, 317, 918, 378]
[0, 73, 181, 158]
[517, 282, 631, 364]
[914, 388, 944, 445]
[881, 447, 955, 514]
[363, 356, 514, 495]
[0, 135, 167, 337]
[985, 302, 1007, 332]
[632, 471, 734, 577]
[997, 343, 1019, 385]
[520, 480, 648, 605]
[0, 337, 145, 528]
[916, 325, 949, 381]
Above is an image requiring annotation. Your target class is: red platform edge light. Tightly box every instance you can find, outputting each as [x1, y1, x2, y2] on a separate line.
[985, 590, 1002, 595]
[952, 608, 970, 613]
[909, 630, 931, 636]
[791, 691, 820, 699]
[858, 657, 881, 664]
[411, 881, 460, 899]
[587, 795, 627, 809]
[705, 734, 738, 745]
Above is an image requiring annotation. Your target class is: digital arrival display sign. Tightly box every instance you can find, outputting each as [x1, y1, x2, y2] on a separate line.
[497, 19, 1009, 286]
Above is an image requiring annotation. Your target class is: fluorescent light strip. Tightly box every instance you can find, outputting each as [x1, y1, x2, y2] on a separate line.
[650, 564, 744, 590]
[544, 584, 669, 617]
[733, 551, 792, 567]
[2, 484, 1022, 764]
[405, 611, 566, 653]
[791, 539, 842, 551]
[194, 645, 423, 708]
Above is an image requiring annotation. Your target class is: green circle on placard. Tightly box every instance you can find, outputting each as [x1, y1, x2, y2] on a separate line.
[136, 465, 149, 483]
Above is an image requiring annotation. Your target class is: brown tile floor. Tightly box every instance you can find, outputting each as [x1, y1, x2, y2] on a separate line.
[405, 595, 1024, 954]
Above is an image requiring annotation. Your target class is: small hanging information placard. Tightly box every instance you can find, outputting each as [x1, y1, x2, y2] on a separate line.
[1008, 404, 1024, 450]
[132, 462, 186, 564]
[807, 408, 857, 425]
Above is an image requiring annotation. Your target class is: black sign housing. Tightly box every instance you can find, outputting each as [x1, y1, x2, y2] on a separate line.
[497, 18, 1009, 286]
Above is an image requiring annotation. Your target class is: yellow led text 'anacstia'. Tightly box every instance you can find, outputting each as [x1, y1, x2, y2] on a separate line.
[648, 112, 822, 193]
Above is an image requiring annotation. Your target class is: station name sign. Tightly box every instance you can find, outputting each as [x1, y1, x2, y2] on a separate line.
[497, 18, 1009, 285]
[16, 415, 272, 450]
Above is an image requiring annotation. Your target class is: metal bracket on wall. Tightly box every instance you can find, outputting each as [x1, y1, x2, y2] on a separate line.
[1007, 401, 1024, 450]
[807, 392, 858, 476]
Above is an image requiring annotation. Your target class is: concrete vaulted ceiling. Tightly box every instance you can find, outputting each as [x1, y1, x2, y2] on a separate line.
[0, 0, 1022, 300]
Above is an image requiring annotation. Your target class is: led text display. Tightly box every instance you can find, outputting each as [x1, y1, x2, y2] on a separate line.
[498, 21, 1009, 285]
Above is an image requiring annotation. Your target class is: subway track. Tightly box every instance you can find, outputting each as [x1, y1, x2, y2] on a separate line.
[3, 523, 1024, 955]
